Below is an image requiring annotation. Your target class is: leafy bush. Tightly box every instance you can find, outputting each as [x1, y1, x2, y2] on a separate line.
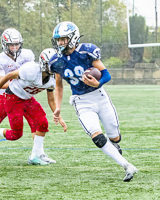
[102, 57, 123, 68]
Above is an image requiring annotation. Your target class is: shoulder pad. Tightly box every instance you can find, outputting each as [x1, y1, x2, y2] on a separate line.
[49, 54, 58, 65]
[78, 43, 101, 59]
[21, 49, 35, 61]
[0, 52, 9, 66]
[19, 61, 38, 81]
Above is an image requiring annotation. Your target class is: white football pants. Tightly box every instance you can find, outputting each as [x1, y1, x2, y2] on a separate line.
[69, 87, 120, 138]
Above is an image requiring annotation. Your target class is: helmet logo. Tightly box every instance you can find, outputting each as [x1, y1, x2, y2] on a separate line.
[40, 53, 45, 60]
[3, 33, 8, 41]
[65, 24, 75, 32]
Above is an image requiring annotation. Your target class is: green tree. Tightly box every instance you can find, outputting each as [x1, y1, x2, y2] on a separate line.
[0, 0, 128, 61]
[126, 14, 148, 68]
[0, 2, 17, 40]
[130, 14, 147, 44]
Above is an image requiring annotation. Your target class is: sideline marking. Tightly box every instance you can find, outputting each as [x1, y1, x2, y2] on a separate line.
[0, 147, 159, 151]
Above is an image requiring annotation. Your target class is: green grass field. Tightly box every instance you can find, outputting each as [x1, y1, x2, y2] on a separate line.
[0, 85, 160, 200]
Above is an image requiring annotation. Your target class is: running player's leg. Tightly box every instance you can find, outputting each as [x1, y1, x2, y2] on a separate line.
[74, 95, 137, 181]
[24, 97, 37, 138]
[23, 111, 36, 139]
[25, 97, 56, 164]
[98, 88, 122, 154]
[2, 94, 24, 140]
[0, 95, 7, 123]
[79, 110, 127, 165]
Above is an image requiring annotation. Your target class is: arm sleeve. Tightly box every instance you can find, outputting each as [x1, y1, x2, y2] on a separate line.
[47, 88, 54, 92]
[98, 69, 111, 87]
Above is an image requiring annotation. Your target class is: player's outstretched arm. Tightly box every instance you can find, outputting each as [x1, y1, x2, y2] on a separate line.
[47, 90, 67, 132]
[53, 108, 68, 131]
[0, 70, 19, 89]
[0, 69, 10, 89]
[0, 76, 10, 89]
[55, 73, 63, 110]
[47, 90, 56, 113]
[59, 116, 67, 132]
[53, 73, 63, 125]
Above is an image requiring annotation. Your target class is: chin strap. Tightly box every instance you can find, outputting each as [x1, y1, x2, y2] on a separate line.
[78, 35, 84, 41]
[56, 34, 84, 56]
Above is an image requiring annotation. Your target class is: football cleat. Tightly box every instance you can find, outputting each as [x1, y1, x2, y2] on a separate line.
[28, 155, 49, 165]
[112, 143, 122, 155]
[123, 163, 138, 182]
[39, 154, 56, 164]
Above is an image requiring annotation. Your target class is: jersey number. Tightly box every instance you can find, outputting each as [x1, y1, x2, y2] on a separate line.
[23, 86, 45, 94]
[64, 66, 84, 85]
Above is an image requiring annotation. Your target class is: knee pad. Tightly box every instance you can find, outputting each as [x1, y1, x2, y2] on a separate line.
[111, 133, 121, 143]
[92, 133, 107, 148]
[37, 115, 49, 132]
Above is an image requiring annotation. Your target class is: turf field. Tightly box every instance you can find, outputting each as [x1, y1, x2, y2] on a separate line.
[0, 85, 160, 200]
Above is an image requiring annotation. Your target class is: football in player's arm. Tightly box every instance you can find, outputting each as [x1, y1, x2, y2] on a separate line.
[49, 21, 138, 181]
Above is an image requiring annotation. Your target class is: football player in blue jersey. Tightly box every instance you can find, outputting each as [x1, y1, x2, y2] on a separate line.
[49, 21, 138, 181]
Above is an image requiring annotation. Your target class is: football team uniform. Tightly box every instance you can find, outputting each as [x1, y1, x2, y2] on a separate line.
[4, 61, 56, 140]
[0, 49, 36, 132]
[49, 43, 120, 138]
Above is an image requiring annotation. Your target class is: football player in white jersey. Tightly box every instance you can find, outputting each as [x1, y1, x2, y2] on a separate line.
[49, 21, 138, 181]
[0, 48, 67, 165]
[0, 28, 36, 138]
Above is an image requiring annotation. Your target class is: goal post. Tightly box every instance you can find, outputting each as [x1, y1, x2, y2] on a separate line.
[127, 0, 160, 48]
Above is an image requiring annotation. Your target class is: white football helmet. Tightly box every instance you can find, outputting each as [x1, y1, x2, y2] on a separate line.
[51, 21, 80, 55]
[1, 28, 23, 58]
[39, 48, 56, 74]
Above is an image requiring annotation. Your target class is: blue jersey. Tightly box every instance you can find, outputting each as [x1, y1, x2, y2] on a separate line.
[49, 43, 101, 95]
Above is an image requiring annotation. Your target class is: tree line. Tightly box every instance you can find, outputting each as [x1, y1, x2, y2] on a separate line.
[0, 0, 159, 67]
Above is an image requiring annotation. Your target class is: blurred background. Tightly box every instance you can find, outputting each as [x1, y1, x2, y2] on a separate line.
[0, 0, 160, 82]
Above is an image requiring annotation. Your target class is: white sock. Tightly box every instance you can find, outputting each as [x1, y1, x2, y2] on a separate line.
[101, 141, 129, 167]
[0, 128, 5, 137]
[39, 143, 45, 155]
[31, 135, 44, 159]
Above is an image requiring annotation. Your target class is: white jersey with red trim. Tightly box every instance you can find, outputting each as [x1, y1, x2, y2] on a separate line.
[9, 61, 55, 100]
[0, 49, 35, 95]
